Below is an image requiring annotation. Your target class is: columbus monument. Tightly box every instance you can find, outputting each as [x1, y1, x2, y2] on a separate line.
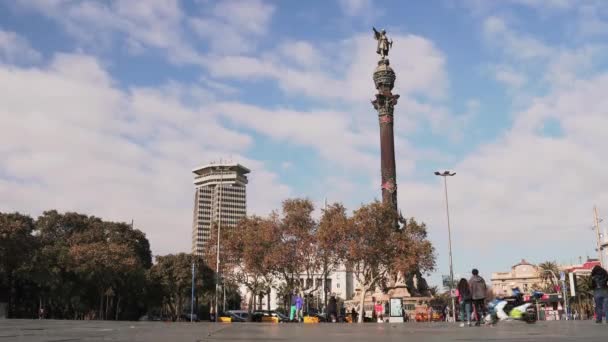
[372, 27, 430, 300]
[372, 27, 400, 216]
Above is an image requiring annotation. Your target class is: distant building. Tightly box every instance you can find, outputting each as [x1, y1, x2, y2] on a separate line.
[191, 162, 249, 256]
[491, 259, 543, 295]
[561, 258, 601, 276]
[246, 264, 356, 311]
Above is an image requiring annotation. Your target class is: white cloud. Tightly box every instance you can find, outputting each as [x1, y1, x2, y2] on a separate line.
[0, 29, 41, 63]
[190, 0, 275, 55]
[15, 0, 203, 65]
[278, 41, 322, 68]
[208, 32, 448, 103]
[338, 0, 373, 17]
[483, 16, 553, 60]
[0, 53, 289, 255]
[212, 0, 274, 35]
[493, 65, 527, 88]
[211, 102, 378, 173]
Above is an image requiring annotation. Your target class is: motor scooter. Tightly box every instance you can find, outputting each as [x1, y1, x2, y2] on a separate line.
[485, 288, 539, 324]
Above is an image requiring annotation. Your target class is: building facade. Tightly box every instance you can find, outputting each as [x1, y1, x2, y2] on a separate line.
[244, 265, 356, 311]
[191, 162, 250, 256]
[491, 259, 543, 296]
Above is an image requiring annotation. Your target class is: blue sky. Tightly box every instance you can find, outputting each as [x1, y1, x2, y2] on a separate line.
[2, 0, 608, 287]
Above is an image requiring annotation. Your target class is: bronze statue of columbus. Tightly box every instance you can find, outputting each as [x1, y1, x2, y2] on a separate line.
[373, 27, 393, 59]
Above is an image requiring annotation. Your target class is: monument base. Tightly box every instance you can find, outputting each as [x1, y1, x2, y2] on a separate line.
[389, 317, 404, 323]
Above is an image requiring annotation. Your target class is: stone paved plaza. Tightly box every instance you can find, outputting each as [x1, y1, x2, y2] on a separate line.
[1, 320, 607, 342]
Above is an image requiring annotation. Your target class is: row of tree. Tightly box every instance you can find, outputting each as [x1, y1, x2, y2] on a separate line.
[205, 199, 436, 322]
[0, 211, 218, 320]
[1, 199, 436, 322]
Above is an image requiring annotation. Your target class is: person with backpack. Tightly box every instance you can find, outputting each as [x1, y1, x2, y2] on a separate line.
[591, 265, 608, 323]
[469, 268, 487, 326]
[456, 278, 472, 327]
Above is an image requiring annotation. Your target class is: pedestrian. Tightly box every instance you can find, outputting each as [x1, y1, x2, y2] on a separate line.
[469, 268, 487, 326]
[209, 305, 216, 322]
[375, 301, 384, 322]
[328, 295, 338, 322]
[289, 290, 298, 322]
[351, 307, 358, 323]
[591, 265, 608, 324]
[38, 307, 45, 320]
[456, 278, 472, 327]
[295, 292, 303, 322]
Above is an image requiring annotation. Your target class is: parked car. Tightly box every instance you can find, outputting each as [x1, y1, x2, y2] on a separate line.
[225, 310, 250, 322]
[251, 310, 289, 322]
[180, 313, 199, 322]
[138, 314, 168, 321]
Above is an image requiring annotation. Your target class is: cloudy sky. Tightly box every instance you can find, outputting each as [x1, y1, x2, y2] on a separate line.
[2, 0, 608, 286]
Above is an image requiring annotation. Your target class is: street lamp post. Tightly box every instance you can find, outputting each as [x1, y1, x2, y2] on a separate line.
[434, 170, 456, 323]
[191, 261, 195, 322]
[593, 207, 605, 268]
[214, 166, 224, 322]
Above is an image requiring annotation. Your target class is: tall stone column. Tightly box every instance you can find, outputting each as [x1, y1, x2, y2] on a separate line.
[372, 59, 400, 214]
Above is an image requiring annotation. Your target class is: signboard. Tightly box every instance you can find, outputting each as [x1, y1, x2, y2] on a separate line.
[442, 275, 451, 287]
[560, 271, 566, 281]
[390, 297, 403, 317]
[568, 272, 576, 297]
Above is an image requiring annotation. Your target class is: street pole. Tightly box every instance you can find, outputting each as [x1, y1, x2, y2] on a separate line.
[323, 197, 328, 313]
[594, 206, 604, 267]
[214, 166, 224, 321]
[435, 171, 456, 323]
[191, 262, 195, 322]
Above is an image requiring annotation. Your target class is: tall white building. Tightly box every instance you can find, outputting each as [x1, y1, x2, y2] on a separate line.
[191, 162, 250, 256]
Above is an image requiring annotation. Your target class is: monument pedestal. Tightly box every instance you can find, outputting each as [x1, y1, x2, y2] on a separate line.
[389, 317, 404, 323]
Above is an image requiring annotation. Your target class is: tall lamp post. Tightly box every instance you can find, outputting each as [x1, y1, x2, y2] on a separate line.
[191, 261, 195, 322]
[434, 170, 456, 323]
[214, 166, 225, 322]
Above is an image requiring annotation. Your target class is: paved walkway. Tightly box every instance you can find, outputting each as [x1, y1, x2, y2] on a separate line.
[1, 319, 607, 341]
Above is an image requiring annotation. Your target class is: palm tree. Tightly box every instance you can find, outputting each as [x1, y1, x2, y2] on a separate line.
[538, 261, 560, 292]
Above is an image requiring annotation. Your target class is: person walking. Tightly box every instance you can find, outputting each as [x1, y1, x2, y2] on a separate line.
[351, 307, 358, 323]
[209, 305, 216, 322]
[289, 290, 298, 322]
[469, 268, 487, 326]
[591, 265, 608, 323]
[456, 278, 472, 327]
[295, 292, 303, 322]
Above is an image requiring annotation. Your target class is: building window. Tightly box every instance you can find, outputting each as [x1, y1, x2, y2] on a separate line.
[337, 283, 340, 289]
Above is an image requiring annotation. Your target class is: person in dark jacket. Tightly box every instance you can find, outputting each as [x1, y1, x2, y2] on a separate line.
[351, 307, 358, 323]
[591, 265, 608, 323]
[468, 269, 487, 326]
[327, 295, 338, 322]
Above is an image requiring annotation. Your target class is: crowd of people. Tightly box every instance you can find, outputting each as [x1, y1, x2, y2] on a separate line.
[208, 265, 608, 324]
